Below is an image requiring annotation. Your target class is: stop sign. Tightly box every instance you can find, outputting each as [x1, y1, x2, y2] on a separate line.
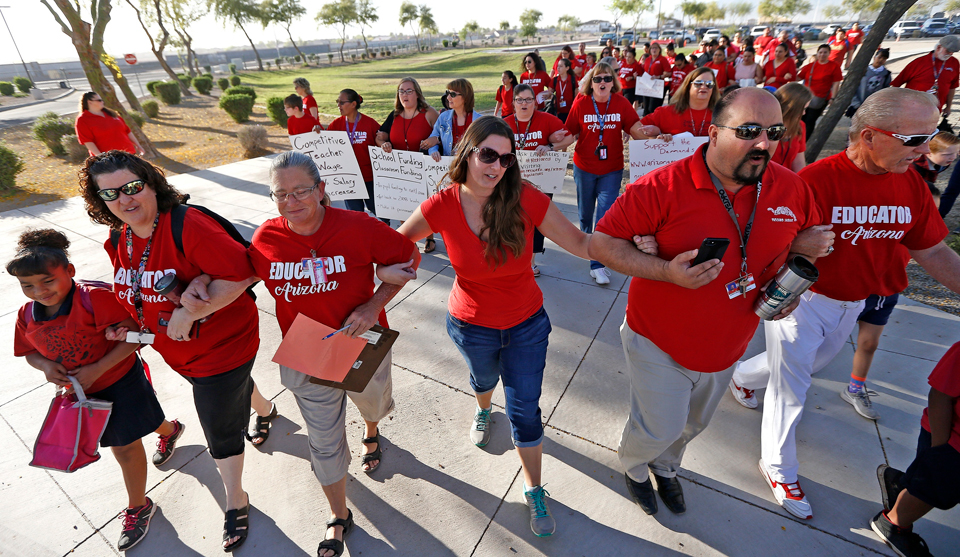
[124, 54, 137, 65]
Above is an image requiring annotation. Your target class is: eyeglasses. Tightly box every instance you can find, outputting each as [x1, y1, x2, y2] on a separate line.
[97, 179, 146, 202]
[269, 184, 319, 203]
[398, 88, 416, 96]
[90, 98, 103, 103]
[445, 90, 461, 98]
[472, 146, 516, 168]
[691, 80, 715, 89]
[336, 99, 354, 105]
[716, 124, 787, 141]
[524, 59, 535, 65]
[865, 125, 939, 147]
[514, 97, 536, 105]
[592, 75, 614, 83]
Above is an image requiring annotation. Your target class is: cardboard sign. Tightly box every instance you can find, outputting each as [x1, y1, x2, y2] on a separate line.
[422, 155, 454, 196]
[289, 131, 367, 201]
[635, 73, 665, 98]
[629, 134, 709, 182]
[517, 150, 570, 194]
[369, 147, 430, 221]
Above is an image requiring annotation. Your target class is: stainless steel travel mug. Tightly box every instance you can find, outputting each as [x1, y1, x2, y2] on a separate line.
[754, 256, 819, 320]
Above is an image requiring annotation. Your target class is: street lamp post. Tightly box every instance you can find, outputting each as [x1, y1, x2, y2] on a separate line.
[0, 6, 34, 86]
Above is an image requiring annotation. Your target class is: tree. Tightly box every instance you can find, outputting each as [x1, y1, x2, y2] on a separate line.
[399, 2, 420, 51]
[610, 0, 652, 35]
[727, 1, 753, 24]
[39, 0, 158, 157]
[557, 15, 580, 37]
[680, 1, 707, 27]
[126, 0, 192, 96]
[317, 0, 356, 63]
[464, 20, 479, 46]
[806, 0, 917, 161]
[353, 0, 377, 56]
[260, 0, 307, 63]
[948, 0, 960, 13]
[842, 0, 884, 19]
[703, 1, 726, 24]
[208, 0, 265, 71]
[758, 0, 812, 23]
[418, 5, 437, 49]
[822, 4, 847, 20]
[519, 9, 542, 39]
[165, 0, 204, 76]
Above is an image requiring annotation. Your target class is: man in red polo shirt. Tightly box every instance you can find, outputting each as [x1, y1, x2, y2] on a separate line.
[891, 35, 960, 116]
[731, 87, 960, 521]
[590, 88, 824, 517]
[846, 22, 864, 50]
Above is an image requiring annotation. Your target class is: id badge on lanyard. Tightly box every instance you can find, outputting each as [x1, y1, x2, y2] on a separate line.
[592, 96, 611, 161]
[302, 256, 329, 285]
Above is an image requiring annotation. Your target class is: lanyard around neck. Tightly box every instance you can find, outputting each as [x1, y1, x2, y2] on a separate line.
[125, 212, 160, 332]
[702, 148, 761, 276]
[592, 96, 611, 146]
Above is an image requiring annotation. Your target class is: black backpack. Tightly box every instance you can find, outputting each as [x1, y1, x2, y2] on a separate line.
[110, 197, 258, 300]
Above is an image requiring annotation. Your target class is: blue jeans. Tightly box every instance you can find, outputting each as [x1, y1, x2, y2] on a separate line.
[574, 164, 623, 270]
[446, 307, 551, 447]
[940, 162, 960, 220]
[345, 180, 390, 225]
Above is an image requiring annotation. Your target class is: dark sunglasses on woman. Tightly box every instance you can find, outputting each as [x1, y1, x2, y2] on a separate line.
[473, 146, 517, 168]
[592, 75, 614, 83]
[97, 179, 146, 202]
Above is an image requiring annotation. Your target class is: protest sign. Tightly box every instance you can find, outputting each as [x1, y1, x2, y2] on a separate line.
[289, 131, 367, 200]
[517, 150, 569, 194]
[629, 134, 709, 182]
[635, 73, 665, 98]
[422, 156, 454, 196]
[369, 147, 429, 221]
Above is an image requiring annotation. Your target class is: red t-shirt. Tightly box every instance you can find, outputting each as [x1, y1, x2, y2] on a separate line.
[287, 112, 320, 136]
[565, 93, 641, 175]
[827, 37, 851, 65]
[921, 341, 960, 453]
[303, 94, 318, 116]
[670, 64, 694, 95]
[14, 281, 136, 393]
[248, 209, 415, 336]
[575, 53, 588, 65]
[104, 209, 260, 377]
[763, 57, 797, 89]
[754, 35, 774, 53]
[421, 184, 550, 329]
[891, 52, 960, 110]
[505, 111, 565, 150]
[846, 30, 864, 46]
[597, 145, 820, 372]
[75, 111, 136, 155]
[704, 61, 734, 88]
[552, 75, 577, 113]
[801, 151, 949, 301]
[798, 60, 844, 98]
[521, 70, 553, 100]
[618, 60, 644, 90]
[765, 38, 796, 58]
[388, 110, 433, 153]
[644, 55, 669, 78]
[496, 85, 515, 118]
[327, 113, 381, 182]
[551, 56, 581, 77]
[641, 105, 712, 136]
[771, 122, 806, 170]
[725, 45, 741, 58]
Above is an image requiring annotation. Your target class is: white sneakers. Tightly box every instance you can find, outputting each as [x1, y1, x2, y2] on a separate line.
[729, 379, 759, 409]
[759, 459, 812, 519]
[590, 267, 611, 285]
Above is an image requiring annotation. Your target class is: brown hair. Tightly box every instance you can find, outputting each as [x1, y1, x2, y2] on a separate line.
[394, 77, 431, 115]
[6, 229, 71, 277]
[930, 131, 960, 153]
[446, 78, 475, 113]
[775, 83, 813, 139]
[80, 91, 117, 118]
[670, 67, 720, 113]
[79, 151, 186, 230]
[284, 93, 303, 110]
[582, 61, 622, 96]
[446, 116, 527, 267]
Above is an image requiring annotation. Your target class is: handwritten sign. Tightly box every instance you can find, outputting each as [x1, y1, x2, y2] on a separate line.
[517, 150, 569, 194]
[422, 156, 454, 196]
[629, 135, 709, 182]
[289, 131, 367, 200]
[635, 73, 665, 99]
[369, 147, 430, 221]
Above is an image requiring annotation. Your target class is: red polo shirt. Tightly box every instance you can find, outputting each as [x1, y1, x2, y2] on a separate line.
[891, 52, 960, 110]
[75, 111, 136, 155]
[596, 145, 821, 372]
[798, 60, 844, 99]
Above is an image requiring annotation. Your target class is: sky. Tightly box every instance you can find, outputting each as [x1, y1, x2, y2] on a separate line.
[2, 1, 829, 65]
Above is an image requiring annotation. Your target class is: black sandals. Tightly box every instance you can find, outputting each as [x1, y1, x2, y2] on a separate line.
[317, 509, 354, 557]
[361, 429, 382, 473]
[222, 494, 250, 553]
[247, 403, 278, 447]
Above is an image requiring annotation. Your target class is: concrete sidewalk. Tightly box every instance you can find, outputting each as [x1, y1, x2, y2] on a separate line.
[1, 156, 958, 557]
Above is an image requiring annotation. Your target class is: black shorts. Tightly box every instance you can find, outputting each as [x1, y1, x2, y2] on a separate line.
[89, 358, 165, 448]
[184, 357, 255, 459]
[857, 293, 900, 326]
[901, 428, 960, 510]
[622, 89, 637, 104]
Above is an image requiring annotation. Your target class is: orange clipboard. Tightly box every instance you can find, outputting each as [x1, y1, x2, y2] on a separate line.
[307, 324, 398, 392]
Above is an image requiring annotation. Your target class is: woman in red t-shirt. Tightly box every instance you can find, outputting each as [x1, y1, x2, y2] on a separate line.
[79, 152, 272, 552]
[294, 77, 318, 121]
[327, 88, 386, 223]
[520, 52, 554, 110]
[705, 49, 735, 88]
[772, 83, 812, 173]
[640, 67, 718, 141]
[551, 45, 582, 78]
[75, 91, 144, 156]
[553, 59, 579, 122]
[763, 43, 797, 89]
[396, 116, 591, 536]
[618, 47, 644, 109]
[641, 43, 670, 115]
[797, 44, 844, 140]
[495, 71, 518, 119]
[284, 94, 322, 135]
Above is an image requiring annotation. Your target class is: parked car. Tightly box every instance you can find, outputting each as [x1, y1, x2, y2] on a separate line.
[797, 23, 812, 32]
[620, 30, 635, 44]
[703, 28, 722, 41]
[750, 25, 769, 37]
[822, 23, 843, 36]
[921, 21, 950, 37]
[598, 32, 619, 46]
[888, 20, 922, 38]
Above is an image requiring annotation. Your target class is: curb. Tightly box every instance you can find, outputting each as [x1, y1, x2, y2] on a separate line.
[0, 87, 76, 113]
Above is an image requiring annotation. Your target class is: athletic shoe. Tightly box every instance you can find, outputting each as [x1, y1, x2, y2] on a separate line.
[870, 511, 933, 557]
[522, 485, 556, 537]
[841, 387, 880, 420]
[759, 459, 812, 519]
[117, 497, 156, 551]
[729, 379, 758, 409]
[470, 407, 492, 447]
[877, 464, 905, 511]
[152, 419, 184, 467]
[590, 267, 611, 285]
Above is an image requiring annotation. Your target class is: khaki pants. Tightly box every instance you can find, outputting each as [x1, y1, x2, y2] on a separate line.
[281, 350, 395, 486]
[618, 321, 735, 483]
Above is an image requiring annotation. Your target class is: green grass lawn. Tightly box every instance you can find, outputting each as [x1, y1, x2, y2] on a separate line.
[238, 50, 525, 123]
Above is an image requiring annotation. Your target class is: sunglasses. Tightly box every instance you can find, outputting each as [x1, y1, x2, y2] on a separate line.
[592, 75, 615, 83]
[865, 125, 939, 147]
[445, 90, 461, 98]
[716, 124, 787, 141]
[336, 99, 355, 105]
[473, 146, 516, 168]
[692, 80, 715, 89]
[97, 179, 146, 202]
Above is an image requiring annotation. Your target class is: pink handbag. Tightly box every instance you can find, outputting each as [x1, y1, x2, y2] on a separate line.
[30, 376, 113, 472]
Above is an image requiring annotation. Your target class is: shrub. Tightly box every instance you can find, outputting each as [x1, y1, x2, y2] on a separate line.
[0, 81, 13, 96]
[203, 65, 212, 73]
[13, 76, 32, 93]
[127, 111, 145, 128]
[265, 61, 273, 69]
[219, 93, 254, 123]
[328, 53, 334, 63]
[230, 75, 241, 86]
[146, 80, 163, 96]
[0, 142, 25, 190]
[142, 100, 159, 118]
[32, 112, 73, 155]
[155, 81, 182, 105]
[218, 78, 230, 91]
[193, 76, 213, 95]
[229, 63, 237, 74]
[237, 124, 268, 156]
[275, 57, 282, 68]
[202, 72, 213, 80]
[224, 85, 256, 101]
[61, 134, 89, 163]
[294, 55, 301, 62]
[442, 39, 449, 47]
[351, 54, 357, 61]
[265, 96, 288, 128]
[361, 53, 367, 60]
[507, 37, 514, 45]
[176, 73, 192, 90]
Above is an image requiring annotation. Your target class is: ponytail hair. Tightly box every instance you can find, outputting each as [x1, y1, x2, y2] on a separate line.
[7, 229, 71, 277]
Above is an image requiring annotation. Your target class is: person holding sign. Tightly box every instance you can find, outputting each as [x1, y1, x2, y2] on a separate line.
[639, 67, 718, 142]
[285, 94, 322, 136]
[327, 89, 387, 224]
[618, 47, 644, 110]
[294, 77, 319, 121]
[425, 79, 483, 163]
[520, 52, 554, 110]
[771, 83, 812, 173]
[394, 116, 592, 537]
[762, 44, 797, 90]
[641, 43, 670, 115]
[733, 47, 762, 88]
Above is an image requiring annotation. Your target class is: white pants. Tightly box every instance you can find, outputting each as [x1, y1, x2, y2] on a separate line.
[618, 320, 736, 483]
[733, 292, 863, 483]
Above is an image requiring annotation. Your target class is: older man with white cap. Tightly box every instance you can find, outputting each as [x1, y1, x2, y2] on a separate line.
[891, 35, 960, 116]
